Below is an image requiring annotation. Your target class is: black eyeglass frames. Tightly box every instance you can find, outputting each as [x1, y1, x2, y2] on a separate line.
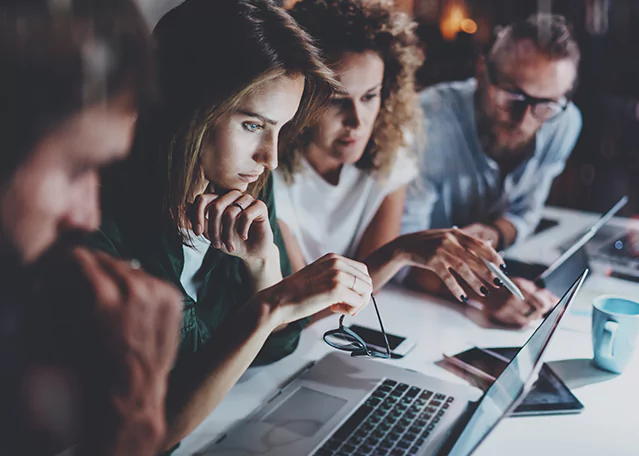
[323, 293, 391, 359]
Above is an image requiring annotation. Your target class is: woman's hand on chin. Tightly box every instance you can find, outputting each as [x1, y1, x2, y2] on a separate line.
[190, 189, 276, 263]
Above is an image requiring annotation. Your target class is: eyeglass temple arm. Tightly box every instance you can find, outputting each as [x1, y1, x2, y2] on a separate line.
[371, 294, 392, 357]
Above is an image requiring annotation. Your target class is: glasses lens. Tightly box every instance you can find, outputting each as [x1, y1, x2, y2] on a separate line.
[532, 102, 562, 119]
[492, 88, 523, 110]
[324, 330, 365, 351]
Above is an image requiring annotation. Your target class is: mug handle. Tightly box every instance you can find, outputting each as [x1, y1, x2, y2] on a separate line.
[599, 320, 619, 359]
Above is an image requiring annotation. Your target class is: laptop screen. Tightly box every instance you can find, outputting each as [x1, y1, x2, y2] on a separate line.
[446, 270, 587, 456]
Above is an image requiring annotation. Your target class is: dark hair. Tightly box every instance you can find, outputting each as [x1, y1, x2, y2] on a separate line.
[491, 13, 580, 67]
[282, 0, 424, 180]
[0, 0, 152, 182]
[127, 0, 338, 239]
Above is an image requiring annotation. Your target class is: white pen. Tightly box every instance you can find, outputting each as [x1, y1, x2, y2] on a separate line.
[483, 258, 525, 300]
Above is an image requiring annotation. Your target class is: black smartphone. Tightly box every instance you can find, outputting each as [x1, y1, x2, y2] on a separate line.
[347, 324, 416, 358]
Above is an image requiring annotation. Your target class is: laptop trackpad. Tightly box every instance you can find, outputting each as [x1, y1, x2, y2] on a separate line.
[263, 387, 347, 437]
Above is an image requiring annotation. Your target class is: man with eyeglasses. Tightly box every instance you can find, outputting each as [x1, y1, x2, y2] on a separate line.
[402, 14, 581, 327]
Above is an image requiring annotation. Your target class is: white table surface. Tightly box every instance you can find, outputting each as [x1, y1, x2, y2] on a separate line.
[175, 207, 639, 456]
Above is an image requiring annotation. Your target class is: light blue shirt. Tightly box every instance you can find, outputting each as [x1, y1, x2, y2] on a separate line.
[401, 78, 582, 245]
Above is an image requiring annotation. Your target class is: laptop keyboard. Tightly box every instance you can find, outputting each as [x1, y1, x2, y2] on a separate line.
[314, 379, 454, 456]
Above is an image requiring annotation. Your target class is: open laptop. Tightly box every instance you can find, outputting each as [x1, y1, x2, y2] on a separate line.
[506, 196, 627, 296]
[201, 270, 588, 456]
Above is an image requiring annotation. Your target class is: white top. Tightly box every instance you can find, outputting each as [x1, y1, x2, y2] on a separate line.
[273, 151, 417, 264]
[179, 229, 211, 301]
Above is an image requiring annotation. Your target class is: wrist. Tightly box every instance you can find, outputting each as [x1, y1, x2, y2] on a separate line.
[390, 235, 419, 267]
[249, 286, 288, 332]
[243, 244, 280, 274]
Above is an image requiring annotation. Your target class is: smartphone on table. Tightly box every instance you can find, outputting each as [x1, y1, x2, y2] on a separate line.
[347, 324, 416, 358]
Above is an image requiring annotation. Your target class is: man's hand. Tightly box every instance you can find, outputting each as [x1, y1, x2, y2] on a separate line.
[482, 277, 556, 327]
[31, 247, 182, 456]
[461, 223, 501, 248]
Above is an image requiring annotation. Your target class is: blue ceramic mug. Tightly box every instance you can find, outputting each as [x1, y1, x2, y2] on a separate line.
[592, 296, 639, 374]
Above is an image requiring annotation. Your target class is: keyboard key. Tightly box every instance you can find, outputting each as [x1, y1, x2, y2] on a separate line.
[399, 418, 412, 427]
[380, 439, 394, 449]
[446, 397, 455, 403]
[406, 387, 421, 397]
[416, 419, 428, 427]
[404, 432, 418, 442]
[396, 440, 411, 450]
[396, 383, 409, 392]
[350, 436, 364, 446]
[388, 431, 402, 442]
[419, 391, 433, 400]
[391, 450, 405, 456]
[427, 424, 435, 431]
[430, 400, 442, 407]
[315, 448, 333, 456]
[358, 447, 374, 456]
[333, 405, 373, 440]
[383, 379, 398, 387]
[408, 426, 421, 435]
[432, 417, 440, 424]
[434, 393, 446, 401]
[367, 397, 382, 407]
[342, 444, 357, 452]
[323, 438, 341, 450]
[442, 403, 450, 410]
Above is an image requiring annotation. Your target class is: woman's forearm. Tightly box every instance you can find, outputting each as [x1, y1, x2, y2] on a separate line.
[362, 238, 410, 292]
[162, 297, 279, 450]
[243, 245, 283, 294]
[162, 251, 376, 449]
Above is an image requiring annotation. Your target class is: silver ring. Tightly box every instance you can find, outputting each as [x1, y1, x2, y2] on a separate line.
[351, 275, 357, 291]
[231, 202, 244, 212]
[523, 305, 535, 317]
[129, 259, 142, 270]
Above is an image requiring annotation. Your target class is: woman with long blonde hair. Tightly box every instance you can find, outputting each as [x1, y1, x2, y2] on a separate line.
[276, 0, 506, 299]
[89, 0, 372, 451]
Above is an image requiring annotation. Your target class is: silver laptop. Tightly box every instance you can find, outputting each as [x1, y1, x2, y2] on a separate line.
[201, 270, 588, 456]
[506, 196, 627, 296]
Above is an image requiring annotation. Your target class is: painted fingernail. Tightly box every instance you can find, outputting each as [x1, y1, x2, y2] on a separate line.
[480, 286, 490, 296]
[460, 295, 469, 304]
[494, 278, 504, 287]
[228, 243, 235, 252]
[500, 264, 509, 274]
[214, 241, 222, 249]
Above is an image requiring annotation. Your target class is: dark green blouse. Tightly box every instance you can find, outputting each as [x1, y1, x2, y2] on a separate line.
[87, 174, 304, 367]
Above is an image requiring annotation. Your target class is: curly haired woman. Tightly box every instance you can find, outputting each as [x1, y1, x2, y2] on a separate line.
[275, 0, 506, 299]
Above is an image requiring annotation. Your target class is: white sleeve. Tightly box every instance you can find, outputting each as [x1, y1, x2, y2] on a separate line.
[384, 145, 419, 197]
